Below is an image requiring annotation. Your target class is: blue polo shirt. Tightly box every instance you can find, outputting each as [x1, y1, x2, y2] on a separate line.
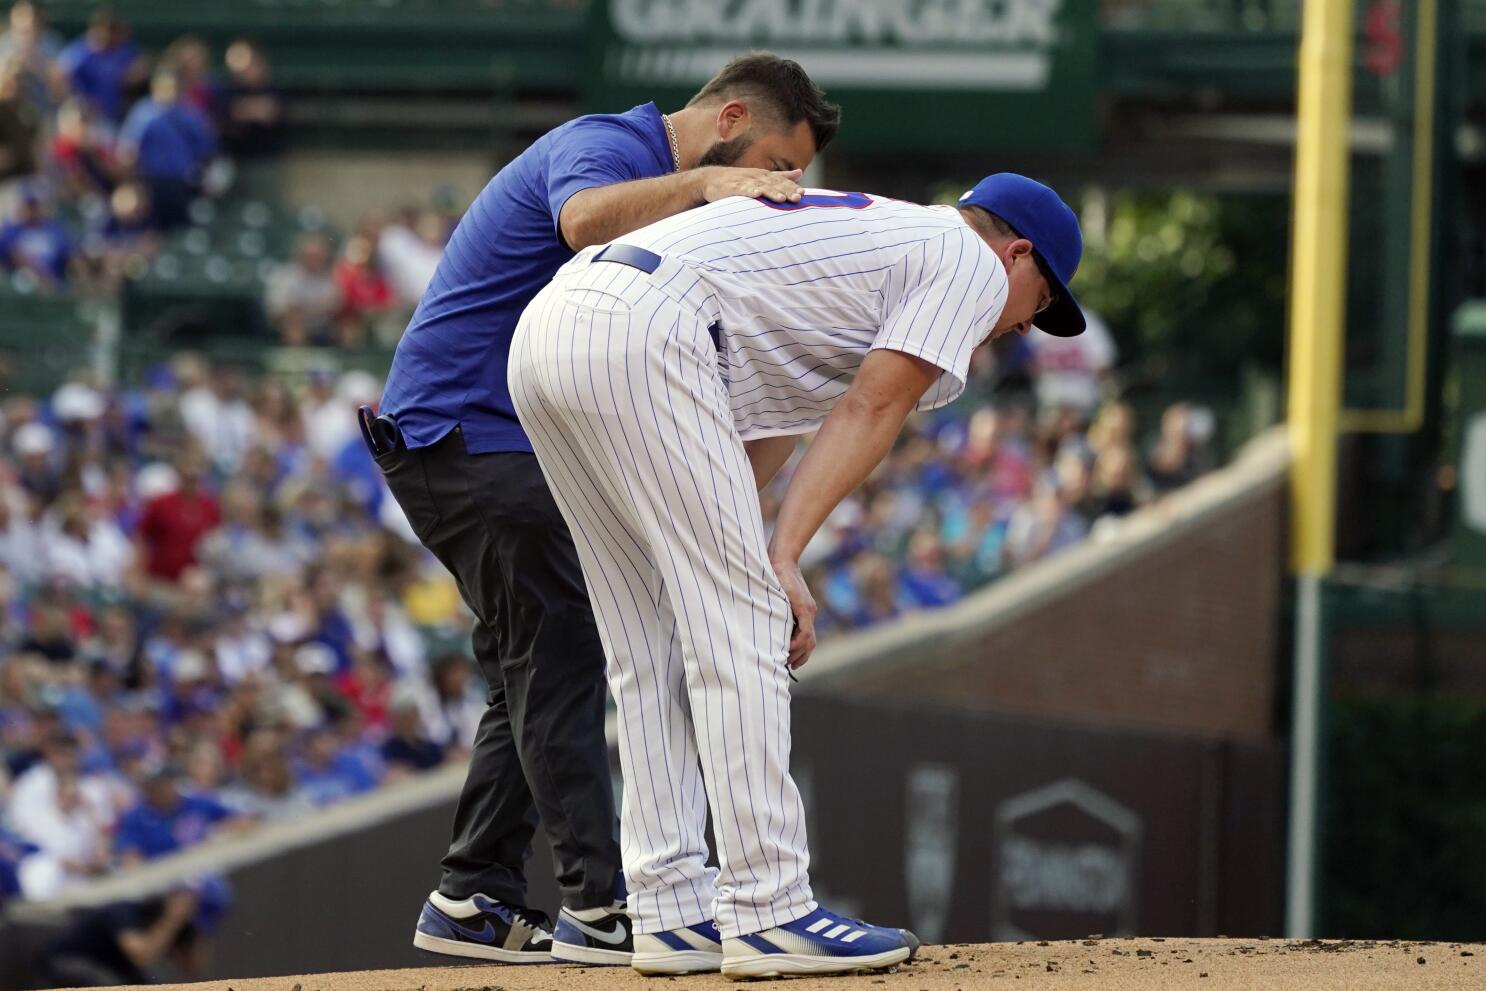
[381, 102, 674, 453]
[58, 37, 141, 121]
[118, 99, 218, 182]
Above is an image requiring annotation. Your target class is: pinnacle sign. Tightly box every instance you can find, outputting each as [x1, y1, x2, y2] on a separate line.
[587, 0, 1098, 152]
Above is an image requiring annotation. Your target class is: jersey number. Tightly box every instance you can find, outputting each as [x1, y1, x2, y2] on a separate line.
[761, 189, 873, 211]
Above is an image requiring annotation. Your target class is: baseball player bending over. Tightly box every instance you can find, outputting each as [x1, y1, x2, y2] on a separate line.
[508, 173, 1086, 979]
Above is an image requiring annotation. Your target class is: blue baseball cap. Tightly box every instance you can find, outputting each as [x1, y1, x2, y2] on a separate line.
[957, 174, 1086, 338]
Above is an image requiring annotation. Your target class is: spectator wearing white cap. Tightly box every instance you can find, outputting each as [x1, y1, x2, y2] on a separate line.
[12, 420, 59, 504]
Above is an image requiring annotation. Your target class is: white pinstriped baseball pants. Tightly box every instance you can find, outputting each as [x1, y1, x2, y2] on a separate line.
[508, 257, 816, 939]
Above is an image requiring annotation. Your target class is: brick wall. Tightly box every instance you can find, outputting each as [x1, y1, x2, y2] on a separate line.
[804, 432, 1288, 742]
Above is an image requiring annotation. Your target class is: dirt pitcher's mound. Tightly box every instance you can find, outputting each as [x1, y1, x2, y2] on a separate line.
[66, 938, 1485, 991]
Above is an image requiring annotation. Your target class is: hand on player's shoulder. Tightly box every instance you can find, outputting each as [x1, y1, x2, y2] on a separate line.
[700, 166, 804, 205]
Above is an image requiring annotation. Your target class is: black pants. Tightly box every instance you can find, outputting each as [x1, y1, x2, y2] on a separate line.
[145, 175, 194, 231]
[375, 425, 619, 911]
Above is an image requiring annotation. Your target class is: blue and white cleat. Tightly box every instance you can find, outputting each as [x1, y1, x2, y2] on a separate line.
[720, 906, 919, 980]
[631, 920, 724, 974]
[412, 891, 554, 962]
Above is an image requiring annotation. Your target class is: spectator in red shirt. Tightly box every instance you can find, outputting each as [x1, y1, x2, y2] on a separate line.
[137, 450, 220, 582]
[49, 98, 117, 199]
[334, 648, 394, 734]
[331, 234, 393, 349]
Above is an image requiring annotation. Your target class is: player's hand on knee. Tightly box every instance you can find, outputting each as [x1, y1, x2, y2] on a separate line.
[771, 557, 817, 669]
[700, 167, 804, 205]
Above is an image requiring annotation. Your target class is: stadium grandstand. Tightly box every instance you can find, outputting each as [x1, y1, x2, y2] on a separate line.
[0, 0, 1481, 987]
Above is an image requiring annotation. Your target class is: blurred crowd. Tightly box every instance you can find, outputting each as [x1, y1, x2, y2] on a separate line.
[265, 193, 461, 350]
[0, 357, 487, 906]
[0, 313, 1215, 908]
[0, 2, 460, 355]
[0, 1, 1219, 913]
[769, 316, 1214, 633]
[0, 4, 288, 293]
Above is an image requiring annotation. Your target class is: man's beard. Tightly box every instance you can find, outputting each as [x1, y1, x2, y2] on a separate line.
[696, 134, 755, 168]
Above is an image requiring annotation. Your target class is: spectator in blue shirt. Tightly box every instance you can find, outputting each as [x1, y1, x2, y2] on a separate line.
[56, 10, 145, 122]
[0, 185, 73, 287]
[380, 692, 445, 776]
[117, 69, 217, 230]
[296, 723, 379, 806]
[114, 766, 237, 865]
[898, 528, 963, 610]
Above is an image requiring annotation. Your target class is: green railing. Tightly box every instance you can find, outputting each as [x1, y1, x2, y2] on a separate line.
[1103, 0, 1300, 32]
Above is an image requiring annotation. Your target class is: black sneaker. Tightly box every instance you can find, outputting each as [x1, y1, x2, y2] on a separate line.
[550, 902, 634, 965]
[413, 891, 554, 962]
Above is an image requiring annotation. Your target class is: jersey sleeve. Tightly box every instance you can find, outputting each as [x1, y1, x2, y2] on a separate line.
[545, 119, 658, 242]
[870, 226, 1007, 411]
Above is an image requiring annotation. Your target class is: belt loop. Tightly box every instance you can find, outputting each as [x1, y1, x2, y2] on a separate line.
[591, 244, 662, 274]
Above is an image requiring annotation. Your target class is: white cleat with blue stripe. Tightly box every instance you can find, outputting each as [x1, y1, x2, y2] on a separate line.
[630, 920, 724, 974]
[720, 906, 920, 980]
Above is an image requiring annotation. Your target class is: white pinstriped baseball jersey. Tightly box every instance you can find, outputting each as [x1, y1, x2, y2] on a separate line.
[560, 190, 1009, 439]
[508, 189, 1007, 942]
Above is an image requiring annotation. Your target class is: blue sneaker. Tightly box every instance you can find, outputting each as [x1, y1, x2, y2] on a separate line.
[631, 920, 723, 975]
[720, 906, 919, 979]
[550, 902, 634, 965]
[412, 891, 553, 962]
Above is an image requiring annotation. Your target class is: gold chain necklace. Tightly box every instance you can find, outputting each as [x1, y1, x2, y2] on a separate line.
[661, 113, 681, 172]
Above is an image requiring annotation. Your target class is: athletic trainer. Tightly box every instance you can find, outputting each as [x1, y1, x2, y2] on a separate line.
[371, 54, 841, 967]
[508, 174, 1085, 978]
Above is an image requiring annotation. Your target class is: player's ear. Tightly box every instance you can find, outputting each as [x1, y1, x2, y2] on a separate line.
[715, 99, 750, 138]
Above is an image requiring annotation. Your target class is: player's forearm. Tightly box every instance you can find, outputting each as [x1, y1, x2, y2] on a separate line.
[559, 171, 708, 250]
[767, 398, 908, 564]
[744, 434, 798, 490]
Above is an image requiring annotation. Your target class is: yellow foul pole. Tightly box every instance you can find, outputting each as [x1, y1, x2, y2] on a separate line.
[1284, 0, 1354, 937]
[1287, 0, 1353, 573]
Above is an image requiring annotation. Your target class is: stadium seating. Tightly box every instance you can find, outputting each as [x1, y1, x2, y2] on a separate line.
[0, 285, 97, 396]
[38, 0, 587, 93]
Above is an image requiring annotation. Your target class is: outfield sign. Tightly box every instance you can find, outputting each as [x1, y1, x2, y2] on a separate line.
[587, 0, 1098, 153]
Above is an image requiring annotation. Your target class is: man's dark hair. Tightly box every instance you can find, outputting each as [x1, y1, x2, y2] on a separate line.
[687, 52, 841, 153]
[959, 204, 1018, 240]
